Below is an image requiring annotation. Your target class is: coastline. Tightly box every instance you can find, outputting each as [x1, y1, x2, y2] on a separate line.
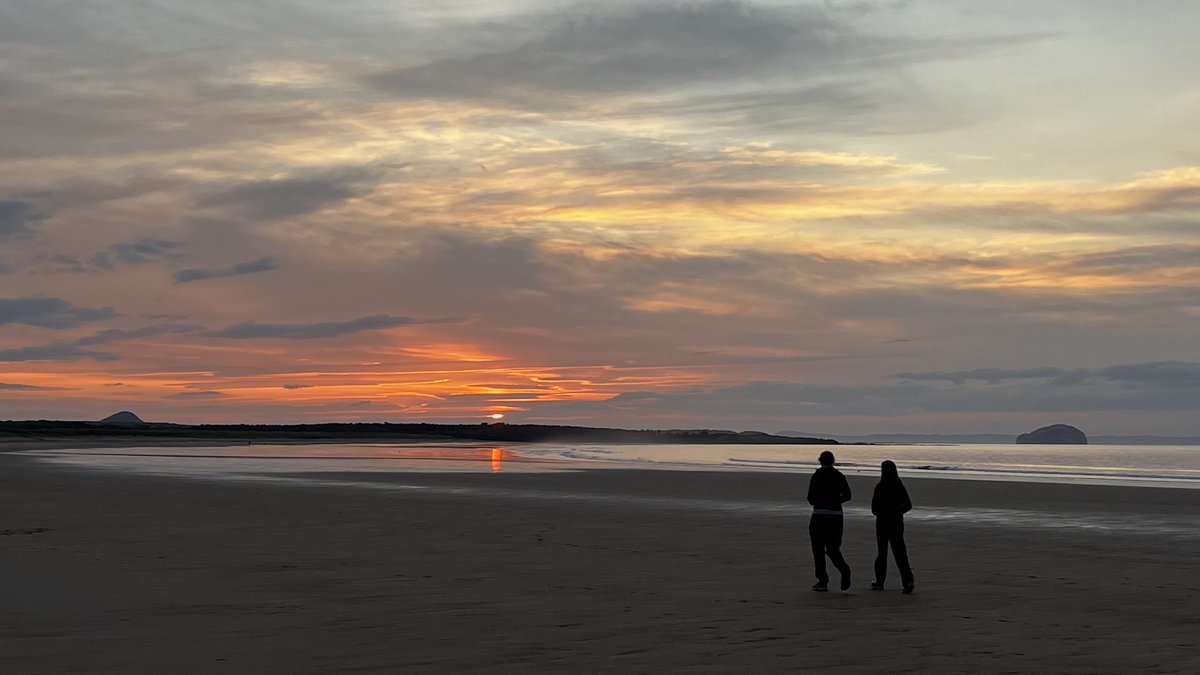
[3, 451, 1198, 673]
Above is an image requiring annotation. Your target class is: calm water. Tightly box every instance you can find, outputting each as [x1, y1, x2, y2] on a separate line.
[19, 442, 1200, 539]
[522, 442, 1200, 487]
[20, 441, 1200, 487]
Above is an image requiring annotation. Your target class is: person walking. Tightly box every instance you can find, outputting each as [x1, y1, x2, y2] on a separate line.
[870, 460, 915, 594]
[807, 450, 852, 591]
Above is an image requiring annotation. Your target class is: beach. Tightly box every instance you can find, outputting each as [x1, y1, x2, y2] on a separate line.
[2, 448, 1198, 673]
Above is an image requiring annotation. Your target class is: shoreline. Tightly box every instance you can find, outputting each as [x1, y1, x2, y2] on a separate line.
[9, 437, 1200, 491]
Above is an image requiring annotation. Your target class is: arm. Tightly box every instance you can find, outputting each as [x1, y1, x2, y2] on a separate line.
[839, 473, 852, 504]
[807, 473, 817, 506]
[900, 485, 912, 514]
[871, 484, 881, 516]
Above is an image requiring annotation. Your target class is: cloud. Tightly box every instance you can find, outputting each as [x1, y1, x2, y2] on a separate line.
[282, 383, 313, 389]
[167, 390, 226, 400]
[366, 1, 1036, 132]
[0, 382, 62, 391]
[370, 3, 813, 100]
[196, 174, 367, 220]
[0, 199, 42, 240]
[174, 257, 278, 283]
[0, 320, 196, 363]
[1061, 244, 1200, 273]
[540, 365, 1200, 422]
[0, 296, 117, 329]
[74, 323, 203, 346]
[895, 361, 1200, 388]
[34, 254, 87, 273]
[90, 237, 183, 270]
[0, 343, 116, 362]
[207, 314, 416, 340]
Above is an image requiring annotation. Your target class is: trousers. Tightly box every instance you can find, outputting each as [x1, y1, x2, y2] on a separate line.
[874, 517, 914, 586]
[809, 513, 850, 584]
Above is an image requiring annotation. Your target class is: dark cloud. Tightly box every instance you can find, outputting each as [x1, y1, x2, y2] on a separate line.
[0, 382, 61, 391]
[367, 1, 1036, 132]
[35, 254, 87, 273]
[1063, 244, 1200, 272]
[542, 366, 1200, 422]
[896, 361, 1200, 388]
[196, 174, 367, 220]
[0, 199, 42, 240]
[371, 3, 813, 100]
[90, 237, 183, 270]
[1, 322, 205, 364]
[0, 296, 116, 329]
[207, 314, 416, 340]
[174, 257, 278, 283]
[281, 383, 313, 390]
[626, 82, 955, 136]
[0, 343, 117, 362]
[74, 323, 203, 346]
[167, 390, 226, 400]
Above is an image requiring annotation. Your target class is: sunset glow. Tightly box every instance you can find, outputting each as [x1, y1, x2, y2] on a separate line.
[3, 1, 1200, 435]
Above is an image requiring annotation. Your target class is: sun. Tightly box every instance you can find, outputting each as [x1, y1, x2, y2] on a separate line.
[488, 413, 505, 420]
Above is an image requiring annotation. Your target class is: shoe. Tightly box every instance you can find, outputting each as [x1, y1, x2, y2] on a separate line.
[840, 569, 852, 591]
[902, 583, 915, 595]
[811, 582, 828, 592]
[870, 582, 885, 591]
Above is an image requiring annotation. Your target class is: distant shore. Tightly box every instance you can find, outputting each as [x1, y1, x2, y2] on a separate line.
[0, 420, 838, 449]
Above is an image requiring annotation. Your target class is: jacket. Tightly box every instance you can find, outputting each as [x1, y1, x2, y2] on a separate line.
[807, 466, 852, 513]
[871, 481, 912, 519]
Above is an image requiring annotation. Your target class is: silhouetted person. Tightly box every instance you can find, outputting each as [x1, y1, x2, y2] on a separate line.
[807, 450, 852, 591]
[871, 460, 915, 594]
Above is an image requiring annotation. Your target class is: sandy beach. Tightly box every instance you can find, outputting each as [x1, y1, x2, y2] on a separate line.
[2, 448, 1198, 673]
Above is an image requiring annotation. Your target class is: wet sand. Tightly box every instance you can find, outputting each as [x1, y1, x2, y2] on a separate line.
[2, 451, 1198, 673]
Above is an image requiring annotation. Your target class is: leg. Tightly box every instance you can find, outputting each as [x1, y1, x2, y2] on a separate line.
[808, 516, 828, 585]
[874, 519, 889, 585]
[825, 516, 850, 575]
[891, 521, 914, 587]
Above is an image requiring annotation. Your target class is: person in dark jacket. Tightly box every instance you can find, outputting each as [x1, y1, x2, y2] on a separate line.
[807, 450, 852, 591]
[870, 460, 915, 593]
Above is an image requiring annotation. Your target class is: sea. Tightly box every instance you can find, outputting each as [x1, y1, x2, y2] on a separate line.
[19, 441, 1200, 539]
[20, 440, 1200, 488]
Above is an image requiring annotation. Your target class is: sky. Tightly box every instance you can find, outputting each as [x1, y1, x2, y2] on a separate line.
[2, 0, 1200, 435]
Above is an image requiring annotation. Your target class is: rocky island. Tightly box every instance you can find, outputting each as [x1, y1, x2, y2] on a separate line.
[1016, 424, 1088, 444]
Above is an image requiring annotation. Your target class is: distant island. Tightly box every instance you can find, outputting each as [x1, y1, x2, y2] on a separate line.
[1016, 424, 1088, 445]
[98, 411, 146, 426]
[0, 416, 837, 446]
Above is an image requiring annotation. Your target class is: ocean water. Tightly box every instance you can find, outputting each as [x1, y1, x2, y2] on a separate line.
[20, 440, 1200, 487]
[17, 441, 1200, 540]
[521, 442, 1200, 487]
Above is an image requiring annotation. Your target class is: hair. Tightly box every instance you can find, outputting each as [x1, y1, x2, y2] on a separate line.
[880, 459, 900, 481]
[818, 450, 836, 466]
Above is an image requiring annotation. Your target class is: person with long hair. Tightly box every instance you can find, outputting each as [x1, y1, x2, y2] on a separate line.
[871, 460, 915, 594]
